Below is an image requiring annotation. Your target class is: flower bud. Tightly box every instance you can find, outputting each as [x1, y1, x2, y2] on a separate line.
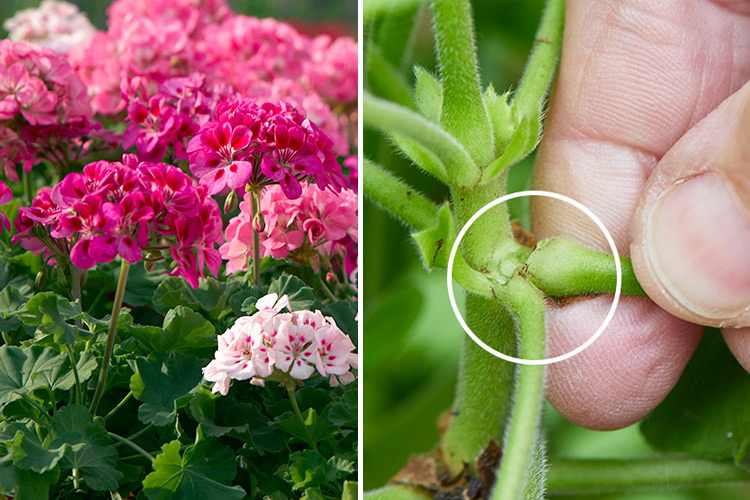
[326, 272, 338, 286]
[253, 212, 265, 232]
[35, 267, 47, 288]
[224, 189, 238, 213]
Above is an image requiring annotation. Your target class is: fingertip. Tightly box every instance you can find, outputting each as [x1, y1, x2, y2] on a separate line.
[546, 296, 703, 430]
[722, 327, 750, 373]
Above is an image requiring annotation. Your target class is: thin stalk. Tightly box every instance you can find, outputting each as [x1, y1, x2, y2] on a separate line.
[22, 168, 34, 204]
[104, 391, 132, 421]
[513, 0, 565, 115]
[19, 393, 50, 421]
[287, 386, 318, 452]
[547, 457, 750, 495]
[2, 332, 11, 345]
[64, 345, 82, 406]
[70, 265, 83, 329]
[90, 260, 131, 415]
[491, 275, 546, 500]
[364, 92, 477, 186]
[249, 190, 261, 287]
[316, 274, 338, 303]
[108, 432, 154, 462]
[431, 0, 494, 166]
[72, 467, 80, 489]
[124, 423, 153, 443]
[363, 159, 439, 231]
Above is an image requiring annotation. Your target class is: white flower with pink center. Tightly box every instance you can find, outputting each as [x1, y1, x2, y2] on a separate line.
[274, 321, 320, 380]
[315, 323, 358, 387]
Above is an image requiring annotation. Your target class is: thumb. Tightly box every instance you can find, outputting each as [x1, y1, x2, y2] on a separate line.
[631, 81, 750, 328]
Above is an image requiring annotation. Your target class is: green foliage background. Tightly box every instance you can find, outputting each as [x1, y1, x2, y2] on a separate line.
[363, 2, 750, 499]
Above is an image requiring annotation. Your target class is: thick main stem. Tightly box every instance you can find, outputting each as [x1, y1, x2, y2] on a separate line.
[90, 260, 131, 415]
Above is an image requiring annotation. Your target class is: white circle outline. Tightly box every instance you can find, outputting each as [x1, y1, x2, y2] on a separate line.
[446, 190, 622, 366]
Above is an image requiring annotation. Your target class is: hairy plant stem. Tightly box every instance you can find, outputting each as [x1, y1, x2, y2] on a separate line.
[249, 189, 262, 287]
[513, 0, 565, 114]
[547, 457, 750, 495]
[288, 385, 318, 452]
[364, 92, 476, 186]
[108, 432, 154, 462]
[65, 344, 83, 406]
[441, 173, 525, 474]
[90, 260, 131, 416]
[491, 275, 546, 500]
[431, 0, 493, 165]
[363, 159, 439, 231]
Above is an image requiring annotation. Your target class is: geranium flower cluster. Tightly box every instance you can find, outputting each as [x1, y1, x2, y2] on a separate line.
[12, 154, 223, 288]
[203, 293, 358, 395]
[0, 39, 96, 181]
[188, 99, 344, 199]
[122, 73, 234, 162]
[221, 183, 358, 277]
[3, 0, 96, 54]
[67, 0, 357, 155]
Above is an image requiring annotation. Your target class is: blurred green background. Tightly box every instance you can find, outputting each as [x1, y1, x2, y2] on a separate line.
[0, 0, 356, 37]
[363, 1, 750, 499]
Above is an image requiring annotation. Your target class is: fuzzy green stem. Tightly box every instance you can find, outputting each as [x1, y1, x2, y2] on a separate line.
[90, 260, 130, 415]
[366, 44, 414, 108]
[525, 237, 646, 297]
[104, 391, 132, 421]
[65, 345, 82, 406]
[441, 296, 516, 474]
[249, 190, 262, 287]
[491, 275, 546, 500]
[108, 432, 154, 462]
[288, 386, 318, 452]
[513, 0, 565, 115]
[547, 458, 750, 495]
[431, 0, 493, 165]
[364, 92, 477, 186]
[363, 159, 439, 230]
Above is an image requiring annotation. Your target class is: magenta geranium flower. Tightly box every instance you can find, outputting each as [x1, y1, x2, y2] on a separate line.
[0, 181, 12, 233]
[13, 154, 224, 289]
[188, 99, 344, 200]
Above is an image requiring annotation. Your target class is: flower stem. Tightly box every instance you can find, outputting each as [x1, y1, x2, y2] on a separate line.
[431, 0, 494, 166]
[547, 457, 750, 495]
[363, 159, 439, 231]
[90, 260, 131, 415]
[287, 385, 318, 452]
[513, 0, 565, 115]
[491, 275, 546, 500]
[104, 390, 132, 421]
[249, 190, 261, 287]
[108, 432, 154, 462]
[22, 168, 34, 205]
[65, 345, 82, 406]
[364, 92, 476, 186]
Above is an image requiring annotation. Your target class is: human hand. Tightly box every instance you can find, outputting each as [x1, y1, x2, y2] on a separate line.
[531, 0, 750, 430]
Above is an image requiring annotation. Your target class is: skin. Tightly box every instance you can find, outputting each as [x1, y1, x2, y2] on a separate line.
[531, 0, 750, 430]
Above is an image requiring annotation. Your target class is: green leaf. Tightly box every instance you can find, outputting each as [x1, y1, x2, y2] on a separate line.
[0, 452, 59, 500]
[153, 277, 242, 318]
[268, 275, 317, 311]
[0, 286, 28, 316]
[321, 301, 358, 339]
[285, 450, 335, 490]
[411, 203, 456, 271]
[484, 85, 516, 156]
[641, 331, 750, 463]
[414, 67, 442, 123]
[130, 306, 215, 355]
[17, 292, 82, 345]
[273, 408, 338, 447]
[10, 427, 68, 474]
[151, 277, 188, 313]
[49, 405, 123, 491]
[390, 133, 448, 183]
[40, 350, 97, 392]
[0, 345, 64, 405]
[130, 352, 205, 426]
[142, 438, 246, 500]
[483, 108, 541, 181]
